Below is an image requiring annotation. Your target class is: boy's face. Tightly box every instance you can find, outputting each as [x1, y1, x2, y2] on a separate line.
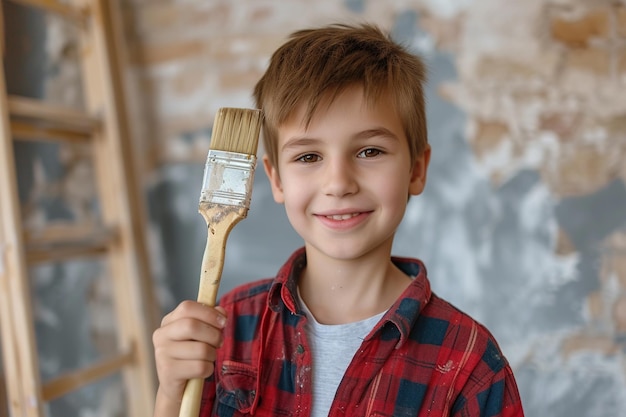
[263, 85, 430, 262]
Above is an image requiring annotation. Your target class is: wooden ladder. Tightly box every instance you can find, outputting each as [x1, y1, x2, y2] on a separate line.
[0, 0, 157, 416]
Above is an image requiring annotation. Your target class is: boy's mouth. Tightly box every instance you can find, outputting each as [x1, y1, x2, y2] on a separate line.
[314, 210, 372, 230]
[324, 213, 360, 221]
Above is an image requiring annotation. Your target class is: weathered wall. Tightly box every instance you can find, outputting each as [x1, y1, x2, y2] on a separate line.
[3, 0, 625, 416]
[123, 1, 626, 416]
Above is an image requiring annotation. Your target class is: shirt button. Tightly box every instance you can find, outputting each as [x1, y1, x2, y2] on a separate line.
[296, 344, 305, 354]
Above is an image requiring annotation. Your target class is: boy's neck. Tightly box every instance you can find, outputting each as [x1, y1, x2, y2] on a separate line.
[297, 244, 411, 325]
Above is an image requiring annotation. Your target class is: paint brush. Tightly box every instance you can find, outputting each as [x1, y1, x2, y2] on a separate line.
[178, 107, 262, 417]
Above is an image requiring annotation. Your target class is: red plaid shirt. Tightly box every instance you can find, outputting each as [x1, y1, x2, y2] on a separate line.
[199, 248, 524, 416]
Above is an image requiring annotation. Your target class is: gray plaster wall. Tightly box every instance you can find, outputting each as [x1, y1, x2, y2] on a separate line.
[148, 8, 626, 417]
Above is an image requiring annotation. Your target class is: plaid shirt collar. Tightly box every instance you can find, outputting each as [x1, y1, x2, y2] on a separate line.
[267, 246, 432, 349]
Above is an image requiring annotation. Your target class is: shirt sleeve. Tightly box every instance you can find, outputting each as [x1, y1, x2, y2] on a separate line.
[452, 363, 525, 417]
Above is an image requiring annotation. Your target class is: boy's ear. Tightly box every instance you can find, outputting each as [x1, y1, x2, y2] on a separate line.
[408, 145, 431, 196]
[262, 155, 285, 204]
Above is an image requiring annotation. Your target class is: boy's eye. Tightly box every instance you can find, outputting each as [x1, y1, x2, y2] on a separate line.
[297, 154, 321, 163]
[358, 148, 382, 158]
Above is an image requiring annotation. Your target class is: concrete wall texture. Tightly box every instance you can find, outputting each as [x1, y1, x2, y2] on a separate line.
[4, 0, 626, 416]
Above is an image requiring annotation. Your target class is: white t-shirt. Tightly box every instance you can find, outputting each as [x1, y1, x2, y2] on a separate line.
[298, 294, 387, 417]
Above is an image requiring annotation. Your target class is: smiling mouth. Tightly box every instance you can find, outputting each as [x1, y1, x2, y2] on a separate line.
[323, 213, 361, 220]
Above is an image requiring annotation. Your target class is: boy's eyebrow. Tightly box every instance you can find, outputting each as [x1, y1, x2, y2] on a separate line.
[281, 127, 400, 152]
[281, 137, 321, 152]
[354, 127, 400, 142]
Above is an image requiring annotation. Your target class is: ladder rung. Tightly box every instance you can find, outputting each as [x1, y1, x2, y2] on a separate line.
[7, 0, 87, 25]
[11, 120, 92, 143]
[41, 350, 135, 401]
[24, 224, 118, 264]
[8, 96, 100, 134]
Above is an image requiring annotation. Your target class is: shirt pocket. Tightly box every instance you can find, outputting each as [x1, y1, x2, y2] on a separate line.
[215, 360, 258, 415]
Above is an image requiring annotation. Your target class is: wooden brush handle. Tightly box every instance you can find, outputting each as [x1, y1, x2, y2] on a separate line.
[178, 204, 247, 417]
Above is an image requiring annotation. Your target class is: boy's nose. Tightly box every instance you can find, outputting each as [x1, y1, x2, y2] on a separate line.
[321, 158, 359, 197]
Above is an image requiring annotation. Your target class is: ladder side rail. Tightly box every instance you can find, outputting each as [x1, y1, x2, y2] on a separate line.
[99, 0, 160, 337]
[77, 0, 157, 415]
[0, 15, 44, 416]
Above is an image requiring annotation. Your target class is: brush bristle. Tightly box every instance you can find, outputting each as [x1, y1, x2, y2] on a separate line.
[209, 108, 263, 155]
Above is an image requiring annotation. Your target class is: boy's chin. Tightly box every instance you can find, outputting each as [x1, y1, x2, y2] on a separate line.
[304, 241, 393, 262]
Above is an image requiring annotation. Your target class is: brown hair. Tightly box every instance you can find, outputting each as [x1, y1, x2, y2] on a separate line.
[253, 23, 428, 168]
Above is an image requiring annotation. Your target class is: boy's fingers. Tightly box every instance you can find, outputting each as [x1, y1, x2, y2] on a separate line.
[157, 355, 216, 382]
[160, 300, 227, 329]
[159, 340, 218, 362]
[154, 339, 219, 382]
[158, 318, 224, 346]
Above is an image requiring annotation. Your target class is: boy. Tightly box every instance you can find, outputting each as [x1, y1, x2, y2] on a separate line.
[153, 23, 525, 417]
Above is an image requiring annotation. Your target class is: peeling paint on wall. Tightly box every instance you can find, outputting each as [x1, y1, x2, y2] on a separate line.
[127, 1, 626, 416]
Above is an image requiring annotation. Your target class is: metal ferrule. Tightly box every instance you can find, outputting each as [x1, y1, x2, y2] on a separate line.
[199, 150, 257, 208]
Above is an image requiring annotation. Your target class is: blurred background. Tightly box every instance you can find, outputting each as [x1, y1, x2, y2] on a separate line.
[2, 0, 626, 416]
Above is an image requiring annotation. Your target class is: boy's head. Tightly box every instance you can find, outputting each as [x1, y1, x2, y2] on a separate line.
[253, 23, 428, 169]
